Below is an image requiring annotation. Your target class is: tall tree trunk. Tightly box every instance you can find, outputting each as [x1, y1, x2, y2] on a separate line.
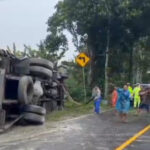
[104, 29, 110, 99]
[87, 39, 95, 87]
[129, 49, 133, 83]
[132, 47, 136, 84]
[136, 66, 142, 83]
[132, 48, 143, 84]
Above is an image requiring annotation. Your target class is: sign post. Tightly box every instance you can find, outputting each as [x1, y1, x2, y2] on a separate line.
[76, 52, 90, 103]
[82, 67, 87, 103]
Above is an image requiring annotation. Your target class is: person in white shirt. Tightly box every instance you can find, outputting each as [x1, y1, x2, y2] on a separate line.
[92, 86, 102, 114]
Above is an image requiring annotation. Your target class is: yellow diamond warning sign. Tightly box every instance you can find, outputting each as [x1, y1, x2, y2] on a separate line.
[76, 52, 90, 67]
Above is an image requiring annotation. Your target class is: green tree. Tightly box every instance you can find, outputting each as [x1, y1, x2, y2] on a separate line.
[45, 0, 150, 99]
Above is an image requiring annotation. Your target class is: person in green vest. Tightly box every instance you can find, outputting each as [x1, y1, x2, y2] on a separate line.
[133, 83, 141, 109]
[127, 83, 133, 107]
[127, 83, 133, 96]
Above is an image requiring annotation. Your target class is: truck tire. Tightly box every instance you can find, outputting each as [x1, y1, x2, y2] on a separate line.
[29, 58, 54, 70]
[23, 112, 45, 125]
[18, 76, 34, 105]
[23, 105, 46, 115]
[29, 66, 52, 79]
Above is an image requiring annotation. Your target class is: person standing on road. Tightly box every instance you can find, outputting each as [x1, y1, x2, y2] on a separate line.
[116, 85, 130, 122]
[111, 87, 118, 107]
[139, 87, 150, 114]
[92, 86, 102, 114]
[133, 83, 141, 109]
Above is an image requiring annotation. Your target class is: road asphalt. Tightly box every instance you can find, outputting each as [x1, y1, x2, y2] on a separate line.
[0, 111, 149, 150]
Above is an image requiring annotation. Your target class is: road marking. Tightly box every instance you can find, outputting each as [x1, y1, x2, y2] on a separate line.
[115, 125, 150, 150]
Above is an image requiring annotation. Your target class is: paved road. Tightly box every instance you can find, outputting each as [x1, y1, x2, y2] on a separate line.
[0, 111, 150, 150]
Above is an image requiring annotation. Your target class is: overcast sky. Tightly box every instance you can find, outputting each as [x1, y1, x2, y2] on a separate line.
[0, 0, 76, 61]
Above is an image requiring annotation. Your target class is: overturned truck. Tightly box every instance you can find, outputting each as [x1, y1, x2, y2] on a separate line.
[0, 49, 68, 130]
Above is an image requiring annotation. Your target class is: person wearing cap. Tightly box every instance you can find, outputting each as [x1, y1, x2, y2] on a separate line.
[133, 83, 141, 109]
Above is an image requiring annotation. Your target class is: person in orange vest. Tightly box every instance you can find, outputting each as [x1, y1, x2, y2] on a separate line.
[111, 87, 118, 107]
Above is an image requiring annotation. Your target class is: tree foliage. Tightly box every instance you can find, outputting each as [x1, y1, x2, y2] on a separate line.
[45, 0, 150, 99]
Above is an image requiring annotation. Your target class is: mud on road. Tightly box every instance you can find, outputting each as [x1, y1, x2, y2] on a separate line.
[0, 111, 150, 150]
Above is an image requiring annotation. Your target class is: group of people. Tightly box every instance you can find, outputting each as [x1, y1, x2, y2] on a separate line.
[91, 83, 150, 123]
[111, 83, 150, 122]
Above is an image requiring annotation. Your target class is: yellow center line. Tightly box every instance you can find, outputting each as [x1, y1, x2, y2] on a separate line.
[115, 125, 150, 150]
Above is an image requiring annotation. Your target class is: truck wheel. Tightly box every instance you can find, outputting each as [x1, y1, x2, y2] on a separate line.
[29, 58, 54, 70]
[23, 112, 45, 125]
[23, 105, 46, 115]
[29, 66, 53, 79]
[18, 76, 34, 105]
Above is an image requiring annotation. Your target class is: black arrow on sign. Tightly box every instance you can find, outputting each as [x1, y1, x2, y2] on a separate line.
[78, 57, 85, 63]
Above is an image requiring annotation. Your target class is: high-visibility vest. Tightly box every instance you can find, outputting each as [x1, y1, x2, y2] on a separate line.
[133, 87, 141, 98]
[128, 86, 133, 95]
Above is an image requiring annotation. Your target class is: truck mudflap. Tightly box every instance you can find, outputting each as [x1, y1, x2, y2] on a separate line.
[0, 109, 6, 129]
[0, 114, 23, 133]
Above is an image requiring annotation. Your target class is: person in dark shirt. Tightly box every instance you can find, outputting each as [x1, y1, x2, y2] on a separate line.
[139, 87, 150, 114]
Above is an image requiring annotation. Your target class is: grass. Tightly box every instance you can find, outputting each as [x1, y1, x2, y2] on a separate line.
[129, 108, 137, 114]
[46, 101, 111, 122]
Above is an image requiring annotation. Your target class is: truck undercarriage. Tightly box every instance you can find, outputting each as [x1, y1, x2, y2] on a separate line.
[0, 49, 68, 132]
